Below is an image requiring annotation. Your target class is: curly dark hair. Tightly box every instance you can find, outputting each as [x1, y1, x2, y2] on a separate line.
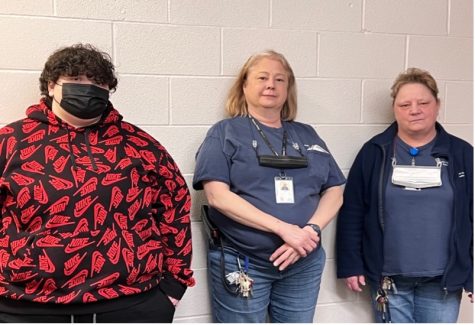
[39, 43, 118, 98]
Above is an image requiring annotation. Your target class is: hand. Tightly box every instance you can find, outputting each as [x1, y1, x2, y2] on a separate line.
[345, 275, 366, 292]
[276, 223, 318, 257]
[466, 291, 473, 303]
[269, 243, 301, 271]
[167, 296, 179, 307]
[303, 225, 321, 245]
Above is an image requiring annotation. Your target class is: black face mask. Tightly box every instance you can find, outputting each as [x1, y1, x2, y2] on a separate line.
[59, 83, 110, 119]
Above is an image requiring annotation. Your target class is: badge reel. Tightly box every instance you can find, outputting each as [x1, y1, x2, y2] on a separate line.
[391, 147, 442, 189]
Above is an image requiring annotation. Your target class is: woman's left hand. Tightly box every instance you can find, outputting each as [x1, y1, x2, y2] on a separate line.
[269, 244, 301, 271]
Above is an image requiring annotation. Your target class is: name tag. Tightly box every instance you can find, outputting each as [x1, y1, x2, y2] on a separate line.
[275, 176, 294, 204]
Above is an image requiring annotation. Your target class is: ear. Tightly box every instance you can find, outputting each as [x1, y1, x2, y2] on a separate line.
[48, 81, 55, 97]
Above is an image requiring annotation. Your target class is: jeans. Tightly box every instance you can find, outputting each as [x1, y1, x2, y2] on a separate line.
[370, 276, 462, 323]
[207, 244, 326, 323]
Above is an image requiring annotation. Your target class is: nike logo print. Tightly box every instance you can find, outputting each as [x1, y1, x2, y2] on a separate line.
[104, 147, 117, 163]
[20, 129, 45, 144]
[21, 161, 45, 175]
[20, 144, 43, 160]
[45, 215, 74, 229]
[91, 251, 106, 276]
[45, 145, 58, 163]
[53, 155, 70, 173]
[11, 173, 35, 186]
[101, 173, 127, 186]
[22, 121, 41, 134]
[107, 239, 121, 264]
[91, 272, 120, 288]
[104, 125, 120, 138]
[64, 238, 95, 254]
[64, 252, 87, 276]
[99, 135, 123, 146]
[45, 196, 69, 215]
[74, 177, 98, 197]
[33, 180, 48, 204]
[127, 135, 148, 147]
[36, 235, 63, 248]
[74, 195, 99, 218]
[49, 175, 74, 190]
[126, 187, 143, 203]
[25, 278, 44, 295]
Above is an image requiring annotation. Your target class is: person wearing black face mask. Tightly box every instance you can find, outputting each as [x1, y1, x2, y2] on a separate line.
[0, 43, 195, 323]
[53, 82, 110, 119]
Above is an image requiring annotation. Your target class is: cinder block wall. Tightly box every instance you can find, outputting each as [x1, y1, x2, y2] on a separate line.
[0, 0, 472, 322]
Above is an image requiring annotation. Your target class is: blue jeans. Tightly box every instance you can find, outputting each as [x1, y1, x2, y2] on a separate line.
[207, 244, 325, 323]
[370, 276, 462, 323]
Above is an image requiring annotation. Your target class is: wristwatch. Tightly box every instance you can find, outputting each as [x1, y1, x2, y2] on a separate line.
[306, 223, 321, 238]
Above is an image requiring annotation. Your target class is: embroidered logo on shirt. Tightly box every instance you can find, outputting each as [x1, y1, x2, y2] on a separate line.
[458, 171, 465, 178]
[305, 144, 329, 154]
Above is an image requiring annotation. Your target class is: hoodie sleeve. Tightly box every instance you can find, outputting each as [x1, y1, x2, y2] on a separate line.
[153, 144, 195, 300]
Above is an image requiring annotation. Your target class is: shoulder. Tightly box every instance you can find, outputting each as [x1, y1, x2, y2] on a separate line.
[447, 134, 473, 168]
[448, 133, 473, 151]
[0, 118, 33, 139]
[287, 120, 316, 133]
[115, 120, 166, 151]
[286, 120, 320, 142]
[437, 124, 473, 156]
[206, 117, 247, 137]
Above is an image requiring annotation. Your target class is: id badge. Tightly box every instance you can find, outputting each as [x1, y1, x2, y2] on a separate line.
[275, 176, 294, 204]
[392, 165, 442, 189]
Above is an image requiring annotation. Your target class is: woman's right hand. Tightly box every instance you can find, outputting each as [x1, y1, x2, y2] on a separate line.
[345, 275, 366, 292]
[275, 223, 318, 256]
[269, 243, 301, 271]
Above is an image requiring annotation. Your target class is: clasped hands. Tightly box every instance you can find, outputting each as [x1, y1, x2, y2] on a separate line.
[269, 224, 320, 271]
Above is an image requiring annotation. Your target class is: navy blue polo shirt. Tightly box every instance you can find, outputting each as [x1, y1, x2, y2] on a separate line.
[193, 117, 345, 260]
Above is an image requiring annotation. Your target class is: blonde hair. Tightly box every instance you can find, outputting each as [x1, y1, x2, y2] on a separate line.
[391, 67, 439, 104]
[225, 50, 297, 121]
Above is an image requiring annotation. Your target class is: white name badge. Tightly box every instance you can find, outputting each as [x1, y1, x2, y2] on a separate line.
[392, 165, 442, 189]
[275, 176, 294, 204]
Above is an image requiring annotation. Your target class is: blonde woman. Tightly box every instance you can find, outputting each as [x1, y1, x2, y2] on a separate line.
[193, 50, 345, 322]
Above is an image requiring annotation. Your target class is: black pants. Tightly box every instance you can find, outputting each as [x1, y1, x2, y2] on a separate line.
[0, 288, 175, 323]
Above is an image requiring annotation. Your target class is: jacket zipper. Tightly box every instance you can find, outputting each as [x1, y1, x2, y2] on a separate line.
[377, 144, 387, 231]
[441, 152, 457, 291]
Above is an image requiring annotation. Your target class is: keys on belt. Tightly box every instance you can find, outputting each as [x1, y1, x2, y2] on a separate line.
[376, 276, 395, 323]
[225, 255, 254, 298]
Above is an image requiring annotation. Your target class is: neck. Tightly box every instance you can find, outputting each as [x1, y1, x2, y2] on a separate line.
[248, 108, 282, 128]
[397, 128, 437, 147]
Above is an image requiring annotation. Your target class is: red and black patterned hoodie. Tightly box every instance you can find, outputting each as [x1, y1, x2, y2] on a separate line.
[0, 100, 195, 314]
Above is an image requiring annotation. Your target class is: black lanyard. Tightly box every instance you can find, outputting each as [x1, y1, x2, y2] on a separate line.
[248, 116, 308, 170]
[249, 116, 286, 156]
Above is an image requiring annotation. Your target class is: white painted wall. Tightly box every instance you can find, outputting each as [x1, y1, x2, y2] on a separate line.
[0, 0, 472, 322]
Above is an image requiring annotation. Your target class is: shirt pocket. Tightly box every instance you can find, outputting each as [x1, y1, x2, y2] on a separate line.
[306, 151, 331, 189]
